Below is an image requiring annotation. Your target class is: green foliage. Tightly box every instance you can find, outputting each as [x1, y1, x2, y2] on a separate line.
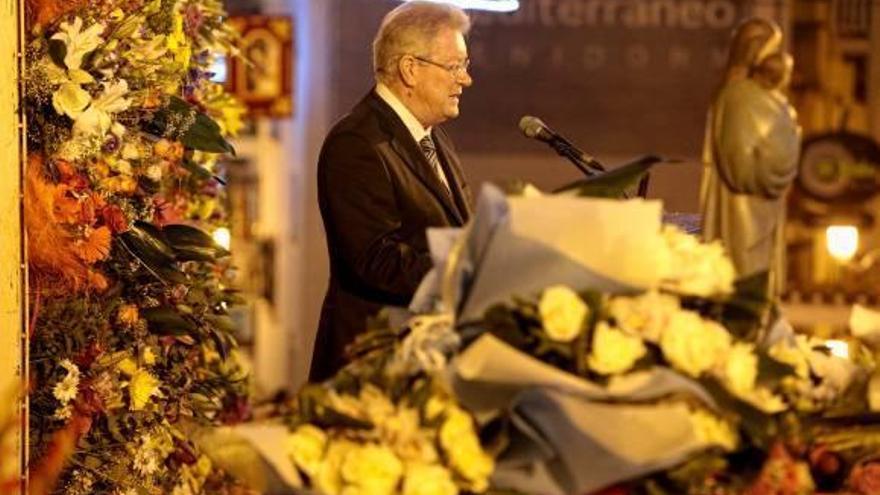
[556, 155, 668, 198]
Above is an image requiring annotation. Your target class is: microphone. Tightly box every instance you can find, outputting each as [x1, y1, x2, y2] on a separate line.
[519, 116, 606, 175]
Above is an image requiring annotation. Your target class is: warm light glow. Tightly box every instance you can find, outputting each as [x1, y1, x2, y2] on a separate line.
[212, 227, 231, 250]
[825, 339, 850, 360]
[826, 225, 858, 262]
[399, 0, 520, 12]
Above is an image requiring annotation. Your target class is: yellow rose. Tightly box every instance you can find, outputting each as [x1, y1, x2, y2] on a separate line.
[439, 407, 493, 492]
[690, 409, 738, 451]
[286, 424, 327, 478]
[340, 444, 403, 495]
[721, 343, 758, 396]
[587, 322, 646, 375]
[660, 311, 731, 377]
[315, 440, 356, 495]
[608, 290, 680, 342]
[539, 285, 589, 342]
[402, 463, 457, 495]
[128, 369, 161, 411]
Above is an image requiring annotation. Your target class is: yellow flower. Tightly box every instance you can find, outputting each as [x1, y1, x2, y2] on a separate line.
[587, 322, 646, 375]
[340, 444, 403, 495]
[117, 357, 138, 377]
[660, 311, 731, 377]
[690, 409, 738, 451]
[141, 347, 157, 365]
[359, 385, 395, 425]
[608, 290, 680, 343]
[402, 463, 457, 495]
[439, 407, 493, 492]
[286, 424, 327, 478]
[166, 12, 191, 69]
[721, 343, 758, 396]
[129, 369, 161, 410]
[538, 285, 589, 343]
[315, 440, 356, 495]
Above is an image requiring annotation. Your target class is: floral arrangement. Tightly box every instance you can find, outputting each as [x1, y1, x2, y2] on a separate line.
[297, 164, 880, 495]
[284, 349, 494, 495]
[23, 0, 251, 493]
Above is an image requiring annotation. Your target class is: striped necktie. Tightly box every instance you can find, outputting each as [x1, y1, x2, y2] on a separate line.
[419, 135, 451, 192]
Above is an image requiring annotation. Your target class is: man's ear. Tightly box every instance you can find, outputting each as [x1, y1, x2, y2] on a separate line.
[398, 56, 418, 88]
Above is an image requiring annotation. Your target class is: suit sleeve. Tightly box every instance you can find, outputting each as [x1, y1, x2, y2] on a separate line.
[319, 132, 433, 298]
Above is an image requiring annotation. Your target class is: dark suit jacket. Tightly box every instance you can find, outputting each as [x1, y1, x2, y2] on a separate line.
[310, 90, 472, 382]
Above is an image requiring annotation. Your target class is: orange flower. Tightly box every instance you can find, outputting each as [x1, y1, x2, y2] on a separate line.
[101, 204, 129, 234]
[52, 186, 80, 224]
[78, 195, 105, 225]
[73, 226, 112, 264]
[117, 304, 139, 326]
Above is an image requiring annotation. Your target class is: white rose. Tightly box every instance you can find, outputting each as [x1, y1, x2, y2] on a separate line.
[402, 463, 457, 495]
[539, 285, 589, 342]
[660, 311, 731, 377]
[661, 226, 735, 297]
[587, 322, 646, 375]
[286, 424, 327, 478]
[720, 343, 758, 396]
[52, 82, 91, 118]
[340, 444, 403, 495]
[608, 290, 680, 342]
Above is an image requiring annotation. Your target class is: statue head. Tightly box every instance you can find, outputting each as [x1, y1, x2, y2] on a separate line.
[752, 51, 794, 90]
[723, 17, 783, 83]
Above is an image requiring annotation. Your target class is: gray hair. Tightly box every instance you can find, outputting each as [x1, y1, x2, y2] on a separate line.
[373, 1, 470, 82]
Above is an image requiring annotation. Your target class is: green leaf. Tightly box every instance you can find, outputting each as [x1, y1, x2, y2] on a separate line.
[141, 307, 197, 336]
[183, 111, 236, 155]
[148, 97, 235, 155]
[720, 271, 771, 340]
[555, 155, 667, 198]
[163, 224, 230, 260]
[124, 221, 175, 263]
[48, 39, 67, 68]
[756, 351, 796, 384]
[700, 377, 777, 448]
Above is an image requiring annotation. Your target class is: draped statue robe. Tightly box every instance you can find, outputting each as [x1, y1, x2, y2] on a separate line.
[700, 78, 800, 296]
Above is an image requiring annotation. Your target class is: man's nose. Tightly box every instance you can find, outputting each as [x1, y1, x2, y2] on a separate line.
[458, 70, 473, 87]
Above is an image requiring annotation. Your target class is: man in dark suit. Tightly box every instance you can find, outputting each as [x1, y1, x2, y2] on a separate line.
[310, 1, 474, 381]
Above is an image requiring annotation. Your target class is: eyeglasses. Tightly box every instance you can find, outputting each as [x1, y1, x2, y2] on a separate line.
[412, 55, 471, 77]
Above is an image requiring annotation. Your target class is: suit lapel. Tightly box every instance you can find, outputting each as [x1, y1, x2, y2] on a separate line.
[366, 91, 465, 225]
[432, 129, 472, 221]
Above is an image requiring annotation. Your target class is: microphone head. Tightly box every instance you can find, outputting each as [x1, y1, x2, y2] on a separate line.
[519, 115, 547, 139]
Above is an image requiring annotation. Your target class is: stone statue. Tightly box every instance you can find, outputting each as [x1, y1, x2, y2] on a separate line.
[700, 18, 801, 297]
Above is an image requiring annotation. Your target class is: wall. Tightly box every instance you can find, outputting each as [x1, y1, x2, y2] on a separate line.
[0, 0, 24, 486]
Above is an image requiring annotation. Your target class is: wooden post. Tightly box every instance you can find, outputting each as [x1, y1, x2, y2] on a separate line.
[0, 0, 26, 492]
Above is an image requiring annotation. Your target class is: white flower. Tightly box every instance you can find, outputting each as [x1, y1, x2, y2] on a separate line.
[768, 337, 810, 378]
[340, 444, 403, 495]
[720, 343, 758, 396]
[402, 463, 457, 495]
[133, 441, 161, 476]
[51, 17, 105, 71]
[739, 386, 788, 413]
[690, 409, 738, 451]
[539, 285, 589, 342]
[660, 311, 731, 377]
[608, 290, 680, 342]
[660, 225, 735, 297]
[587, 322, 646, 375]
[74, 80, 132, 136]
[53, 404, 73, 420]
[53, 359, 81, 404]
[52, 82, 91, 119]
[286, 425, 327, 477]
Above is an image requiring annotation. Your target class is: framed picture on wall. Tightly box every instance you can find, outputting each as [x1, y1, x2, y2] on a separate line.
[227, 15, 294, 118]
